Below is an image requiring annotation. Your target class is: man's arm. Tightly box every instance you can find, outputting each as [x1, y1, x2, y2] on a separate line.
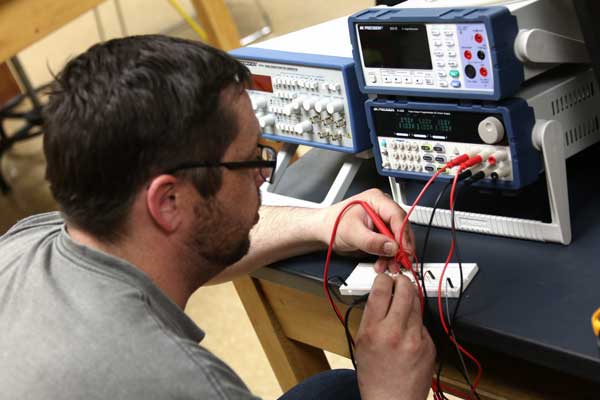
[208, 189, 415, 284]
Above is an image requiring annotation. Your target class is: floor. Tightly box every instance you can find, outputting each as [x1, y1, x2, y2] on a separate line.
[1, 1, 455, 399]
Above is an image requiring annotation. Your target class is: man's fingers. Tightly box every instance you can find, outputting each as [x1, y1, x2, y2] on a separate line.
[373, 259, 387, 274]
[403, 283, 424, 338]
[360, 189, 415, 257]
[361, 273, 394, 326]
[346, 219, 399, 257]
[384, 275, 417, 330]
[374, 258, 402, 274]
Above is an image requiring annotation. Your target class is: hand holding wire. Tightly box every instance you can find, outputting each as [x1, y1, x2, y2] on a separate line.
[323, 153, 486, 400]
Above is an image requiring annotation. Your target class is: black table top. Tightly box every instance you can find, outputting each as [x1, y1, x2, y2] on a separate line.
[253, 145, 600, 384]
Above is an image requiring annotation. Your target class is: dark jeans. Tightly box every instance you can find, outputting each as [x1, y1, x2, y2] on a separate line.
[278, 369, 361, 400]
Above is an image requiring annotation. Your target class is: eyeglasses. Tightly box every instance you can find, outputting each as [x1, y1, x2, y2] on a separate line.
[165, 144, 277, 183]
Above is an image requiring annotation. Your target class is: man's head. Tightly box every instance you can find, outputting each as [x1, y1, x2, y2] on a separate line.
[44, 35, 263, 268]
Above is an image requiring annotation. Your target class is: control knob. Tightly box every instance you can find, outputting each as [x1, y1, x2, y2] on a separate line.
[258, 114, 276, 128]
[302, 97, 318, 111]
[294, 121, 313, 134]
[291, 96, 306, 111]
[314, 98, 331, 113]
[326, 100, 344, 114]
[478, 117, 505, 144]
[251, 96, 267, 111]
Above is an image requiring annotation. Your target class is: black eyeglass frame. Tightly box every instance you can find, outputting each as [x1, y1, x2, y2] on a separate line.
[164, 144, 277, 183]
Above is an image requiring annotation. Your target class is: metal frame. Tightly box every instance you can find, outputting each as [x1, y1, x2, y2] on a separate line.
[260, 142, 365, 208]
[0, 57, 46, 194]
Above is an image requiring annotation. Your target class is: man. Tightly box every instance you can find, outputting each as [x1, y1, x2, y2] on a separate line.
[0, 35, 435, 399]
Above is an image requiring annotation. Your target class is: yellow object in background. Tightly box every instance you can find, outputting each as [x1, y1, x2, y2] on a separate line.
[166, 0, 209, 42]
[592, 308, 600, 337]
[592, 307, 600, 354]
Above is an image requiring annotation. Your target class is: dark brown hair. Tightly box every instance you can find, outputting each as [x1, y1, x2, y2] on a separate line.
[44, 35, 250, 241]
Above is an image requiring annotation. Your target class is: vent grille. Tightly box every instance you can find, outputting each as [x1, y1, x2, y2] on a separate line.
[551, 81, 595, 116]
[565, 115, 600, 147]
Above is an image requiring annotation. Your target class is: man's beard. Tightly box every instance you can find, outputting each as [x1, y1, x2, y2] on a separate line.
[187, 195, 258, 269]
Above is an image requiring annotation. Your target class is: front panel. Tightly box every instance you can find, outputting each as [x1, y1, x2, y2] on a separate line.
[366, 99, 540, 190]
[349, 7, 523, 100]
[230, 47, 371, 153]
[357, 23, 494, 93]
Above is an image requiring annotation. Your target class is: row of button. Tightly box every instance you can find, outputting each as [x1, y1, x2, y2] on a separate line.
[271, 91, 298, 100]
[378, 77, 460, 89]
[437, 70, 460, 78]
[434, 50, 457, 58]
[382, 76, 434, 85]
[273, 77, 341, 93]
[383, 161, 424, 172]
[383, 151, 422, 162]
[276, 122, 345, 139]
[434, 59, 459, 68]
[381, 140, 419, 151]
[433, 40, 456, 48]
[431, 30, 455, 37]
[382, 141, 447, 153]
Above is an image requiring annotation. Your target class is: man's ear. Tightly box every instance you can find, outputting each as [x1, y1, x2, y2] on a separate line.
[146, 175, 184, 233]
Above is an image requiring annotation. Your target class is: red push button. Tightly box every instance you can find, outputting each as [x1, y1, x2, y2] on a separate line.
[480, 67, 488, 77]
[464, 50, 472, 60]
[475, 33, 483, 43]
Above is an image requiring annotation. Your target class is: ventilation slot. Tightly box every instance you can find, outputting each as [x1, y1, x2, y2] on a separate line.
[565, 115, 600, 147]
[551, 81, 596, 116]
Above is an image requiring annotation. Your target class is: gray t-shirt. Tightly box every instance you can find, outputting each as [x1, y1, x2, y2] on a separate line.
[0, 212, 260, 400]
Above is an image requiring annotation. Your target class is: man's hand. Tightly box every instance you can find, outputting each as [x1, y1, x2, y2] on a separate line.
[355, 274, 436, 400]
[320, 188, 416, 273]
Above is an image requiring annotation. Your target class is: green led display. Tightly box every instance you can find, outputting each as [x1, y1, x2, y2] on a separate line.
[398, 115, 452, 133]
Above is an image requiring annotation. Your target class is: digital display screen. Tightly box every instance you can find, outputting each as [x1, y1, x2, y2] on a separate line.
[250, 74, 273, 93]
[372, 107, 506, 144]
[358, 23, 433, 70]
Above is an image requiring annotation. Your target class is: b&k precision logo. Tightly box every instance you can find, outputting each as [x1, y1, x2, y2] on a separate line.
[359, 25, 383, 31]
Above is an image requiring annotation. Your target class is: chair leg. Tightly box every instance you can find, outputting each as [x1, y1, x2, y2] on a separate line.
[0, 169, 10, 194]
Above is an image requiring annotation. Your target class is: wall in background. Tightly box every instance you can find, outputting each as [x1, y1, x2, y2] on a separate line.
[18, 0, 372, 87]
[18, 0, 195, 87]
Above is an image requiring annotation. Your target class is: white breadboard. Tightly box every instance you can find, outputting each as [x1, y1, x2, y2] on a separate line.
[339, 263, 479, 298]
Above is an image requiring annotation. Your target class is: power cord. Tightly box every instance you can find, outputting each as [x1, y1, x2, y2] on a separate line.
[344, 294, 369, 369]
[419, 178, 478, 400]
